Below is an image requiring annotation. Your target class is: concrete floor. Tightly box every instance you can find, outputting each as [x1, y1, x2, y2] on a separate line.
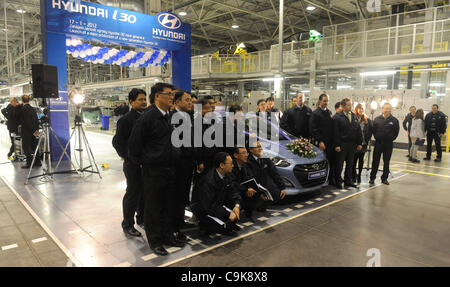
[0, 124, 449, 267]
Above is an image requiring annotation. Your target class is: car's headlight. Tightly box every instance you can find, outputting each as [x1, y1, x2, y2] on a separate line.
[271, 156, 291, 167]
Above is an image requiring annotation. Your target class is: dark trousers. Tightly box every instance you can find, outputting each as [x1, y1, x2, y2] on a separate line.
[352, 145, 368, 180]
[370, 141, 393, 181]
[407, 134, 412, 155]
[426, 132, 442, 159]
[172, 158, 194, 232]
[8, 133, 15, 156]
[22, 134, 38, 165]
[195, 203, 236, 235]
[142, 167, 175, 248]
[324, 143, 336, 184]
[335, 142, 357, 185]
[242, 193, 267, 212]
[122, 160, 144, 229]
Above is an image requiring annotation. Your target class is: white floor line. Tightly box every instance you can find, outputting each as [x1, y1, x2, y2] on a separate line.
[242, 222, 254, 226]
[159, 173, 410, 267]
[0, 177, 82, 267]
[141, 253, 158, 261]
[271, 212, 281, 216]
[31, 237, 47, 244]
[305, 201, 314, 205]
[167, 247, 182, 253]
[1, 244, 18, 251]
[114, 262, 132, 267]
[283, 208, 293, 212]
[315, 198, 323, 201]
[257, 217, 268, 221]
[294, 204, 304, 208]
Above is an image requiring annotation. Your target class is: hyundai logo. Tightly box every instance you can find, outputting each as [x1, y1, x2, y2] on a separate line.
[312, 164, 320, 170]
[158, 13, 182, 30]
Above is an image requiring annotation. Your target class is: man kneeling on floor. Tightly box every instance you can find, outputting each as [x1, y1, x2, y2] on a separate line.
[232, 146, 268, 218]
[191, 152, 242, 237]
[246, 140, 286, 211]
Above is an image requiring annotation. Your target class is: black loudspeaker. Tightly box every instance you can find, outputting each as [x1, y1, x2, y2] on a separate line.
[31, 64, 59, 98]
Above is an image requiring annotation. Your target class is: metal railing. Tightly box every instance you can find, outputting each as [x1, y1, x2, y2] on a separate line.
[192, 8, 450, 77]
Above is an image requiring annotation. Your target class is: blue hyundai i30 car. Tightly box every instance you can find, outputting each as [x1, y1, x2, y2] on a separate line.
[248, 115, 330, 196]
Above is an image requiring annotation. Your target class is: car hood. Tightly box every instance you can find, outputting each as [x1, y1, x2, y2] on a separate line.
[262, 139, 327, 164]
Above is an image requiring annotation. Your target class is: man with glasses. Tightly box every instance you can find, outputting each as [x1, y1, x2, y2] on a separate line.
[112, 88, 147, 238]
[191, 152, 242, 237]
[232, 147, 266, 218]
[128, 82, 182, 256]
[246, 140, 286, 211]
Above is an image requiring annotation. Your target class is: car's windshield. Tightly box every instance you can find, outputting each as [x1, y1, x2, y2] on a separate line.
[245, 114, 297, 141]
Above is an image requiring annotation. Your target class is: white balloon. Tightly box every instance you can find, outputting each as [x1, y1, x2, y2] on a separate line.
[73, 51, 80, 58]
[108, 50, 115, 56]
[86, 49, 92, 56]
[92, 47, 100, 54]
[80, 51, 86, 58]
[66, 38, 72, 46]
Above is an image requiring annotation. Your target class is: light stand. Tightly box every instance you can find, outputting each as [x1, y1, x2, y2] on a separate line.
[55, 104, 102, 178]
[25, 100, 78, 185]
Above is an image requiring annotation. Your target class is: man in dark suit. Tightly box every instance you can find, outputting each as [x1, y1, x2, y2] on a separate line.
[280, 92, 312, 139]
[309, 94, 335, 185]
[1, 97, 22, 158]
[195, 97, 216, 176]
[370, 103, 400, 185]
[112, 88, 147, 238]
[232, 147, 266, 217]
[246, 140, 286, 209]
[424, 104, 447, 162]
[19, 95, 41, 169]
[128, 82, 183, 256]
[191, 152, 242, 237]
[333, 98, 363, 189]
[169, 90, 195, 243]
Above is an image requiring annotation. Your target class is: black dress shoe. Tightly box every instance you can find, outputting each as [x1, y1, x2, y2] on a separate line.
[182, 221, 197, 229]
[408, 157, 413, 162]
[423, 157, 431, 161]
[382, 180, 390, 185]
[434, 158, 442, 162]
[151, 245, 169, 256]
[369, 179, 375, 185]
[164, 238, 185, 248]
[123, 227, 142, 237]
[345, 182, 357, 188]
[230, 222, 241, 231]
[221, 229, 237, 237]
[174, 232, 188, 243]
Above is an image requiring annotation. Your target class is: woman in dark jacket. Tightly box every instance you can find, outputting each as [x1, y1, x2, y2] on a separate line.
[352, 103, 372, 183]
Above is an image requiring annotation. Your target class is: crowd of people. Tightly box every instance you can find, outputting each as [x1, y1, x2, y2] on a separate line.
[110, 83, 448, 256]
[2, 84, 445, 258]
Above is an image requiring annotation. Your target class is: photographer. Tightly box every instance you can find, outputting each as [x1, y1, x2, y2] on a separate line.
[19, 95, 41, 168]
[1, 97, 22, 158]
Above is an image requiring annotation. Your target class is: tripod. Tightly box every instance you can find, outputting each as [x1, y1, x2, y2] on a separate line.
[25, 120, 77, 185]
[55, 108, 102, 178]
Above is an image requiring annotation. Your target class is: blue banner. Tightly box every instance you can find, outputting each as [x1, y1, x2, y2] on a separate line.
[46, 0, 190, 50]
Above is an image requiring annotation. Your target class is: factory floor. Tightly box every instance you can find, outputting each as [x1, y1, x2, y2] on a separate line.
[0, 126, 449, 267]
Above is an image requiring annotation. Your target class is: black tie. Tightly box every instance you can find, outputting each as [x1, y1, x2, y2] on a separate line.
[163, 114, 170, 124]
[258, 158, 264, 167]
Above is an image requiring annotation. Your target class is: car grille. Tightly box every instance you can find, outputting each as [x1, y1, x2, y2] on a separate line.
[293, 161, 328, 188]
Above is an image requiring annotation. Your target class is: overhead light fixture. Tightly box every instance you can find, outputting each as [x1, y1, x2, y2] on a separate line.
[360, 70, 397, 76]
[16, 9, 25, 14]
[306, 6, 316, 11]
[178, 11, 187, 16]
[370, 101, 378, 110]
[237, 42, 246, 49]
[263, 77, 284, 82]
[231, 24, 239, 29]
[390, 97, 399, 107]
[337, 85, 351, 89]
[13, 81, 30, 87]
